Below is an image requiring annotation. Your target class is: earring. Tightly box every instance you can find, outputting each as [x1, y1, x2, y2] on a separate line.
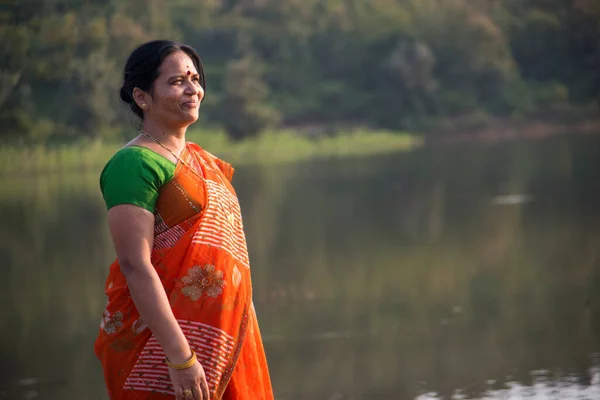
[141, 104, 148, 109]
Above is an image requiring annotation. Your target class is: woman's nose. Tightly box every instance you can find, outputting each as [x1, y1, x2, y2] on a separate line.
[185, 82, 200, 95]
[193, 85, 205, 101]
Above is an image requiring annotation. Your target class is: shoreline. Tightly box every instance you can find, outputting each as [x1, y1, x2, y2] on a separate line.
[423, 114, 600, 145]
[0, 129, 422, 178]
[2, 115, 599, 178]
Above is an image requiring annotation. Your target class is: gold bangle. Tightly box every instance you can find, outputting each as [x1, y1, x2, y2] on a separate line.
[165, 350, 197, 370]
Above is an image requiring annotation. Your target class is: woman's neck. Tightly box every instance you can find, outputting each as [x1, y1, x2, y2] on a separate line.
[141, 120, 187, 149]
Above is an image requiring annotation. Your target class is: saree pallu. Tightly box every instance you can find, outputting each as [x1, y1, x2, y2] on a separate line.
[94, 143, 273, 400]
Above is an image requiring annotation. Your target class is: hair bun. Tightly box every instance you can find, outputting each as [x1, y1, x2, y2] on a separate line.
[119, 85, 133, 103]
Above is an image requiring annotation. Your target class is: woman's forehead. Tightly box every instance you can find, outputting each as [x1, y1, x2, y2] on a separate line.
[159, 51, 198, 75]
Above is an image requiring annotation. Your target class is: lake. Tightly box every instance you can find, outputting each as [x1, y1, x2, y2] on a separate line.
[1, 133, 600, 399]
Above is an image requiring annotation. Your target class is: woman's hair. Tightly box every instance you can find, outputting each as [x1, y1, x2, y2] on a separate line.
[119, 40, 206, 119]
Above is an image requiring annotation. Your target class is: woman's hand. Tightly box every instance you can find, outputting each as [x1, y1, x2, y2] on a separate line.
[169, 360, 210, 400]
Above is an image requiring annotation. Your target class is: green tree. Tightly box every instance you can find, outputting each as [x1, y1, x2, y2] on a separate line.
[216, 55, 281, 141]
[1, 0, 599, 142]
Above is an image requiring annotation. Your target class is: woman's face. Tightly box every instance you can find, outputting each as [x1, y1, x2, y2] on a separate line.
[143, 50, 205, 127]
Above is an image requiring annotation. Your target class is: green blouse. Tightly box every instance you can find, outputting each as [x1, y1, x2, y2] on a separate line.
[100, 146, 176, 213]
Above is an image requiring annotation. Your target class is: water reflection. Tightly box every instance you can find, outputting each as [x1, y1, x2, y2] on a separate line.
[416, 365, 600, 399]
[2, 134, 600, 399]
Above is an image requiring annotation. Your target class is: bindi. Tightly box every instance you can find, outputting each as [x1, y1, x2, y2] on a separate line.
[186, 69, 191, 76]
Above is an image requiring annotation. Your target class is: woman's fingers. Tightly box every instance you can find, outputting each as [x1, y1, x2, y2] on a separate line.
[193, 383, 202, 400]
[177, 385, 194, 400]
[200, 373, 210, 400]
[174, 384, 184, 400]
[169, 362, 207, 399]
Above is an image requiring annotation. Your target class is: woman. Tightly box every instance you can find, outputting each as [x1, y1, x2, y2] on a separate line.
[94, 40, 274, 400]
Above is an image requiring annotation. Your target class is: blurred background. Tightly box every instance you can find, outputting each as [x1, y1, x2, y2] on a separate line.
[1, 0, 600, 399]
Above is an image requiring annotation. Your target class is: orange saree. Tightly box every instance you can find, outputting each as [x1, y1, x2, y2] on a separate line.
[94, 143, 273, 400]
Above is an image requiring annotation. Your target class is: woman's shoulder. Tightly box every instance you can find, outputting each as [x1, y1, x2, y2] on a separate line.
[107, 145, 172, 164]
[105, 145, 175, 170]
[100, 146, 176, 190]
[99, 146, 178, 212]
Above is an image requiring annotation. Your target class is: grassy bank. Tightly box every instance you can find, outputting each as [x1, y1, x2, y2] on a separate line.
[0, 128, 422, 177]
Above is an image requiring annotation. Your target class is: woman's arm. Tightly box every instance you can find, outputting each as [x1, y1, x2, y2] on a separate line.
[107, 204, 209, 399]
[107, 204, 191, 363]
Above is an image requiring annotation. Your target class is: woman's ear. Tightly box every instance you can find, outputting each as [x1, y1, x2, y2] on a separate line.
[133, 88, 150, 110]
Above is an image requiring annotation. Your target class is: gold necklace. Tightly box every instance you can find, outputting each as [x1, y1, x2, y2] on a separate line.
[140, 130, 228, 187]
[140, 130, 207, 181]
[140, 130, 183, 162]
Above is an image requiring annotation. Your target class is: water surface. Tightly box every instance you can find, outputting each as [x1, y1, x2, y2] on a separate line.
[2, 133, 600, 399]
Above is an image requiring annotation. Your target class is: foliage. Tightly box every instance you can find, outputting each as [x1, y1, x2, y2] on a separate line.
[0, 0, 598, 141]
[214, 56, 282, 141]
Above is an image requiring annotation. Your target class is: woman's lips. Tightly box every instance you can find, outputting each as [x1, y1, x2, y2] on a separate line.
[182, 101, 199, 108]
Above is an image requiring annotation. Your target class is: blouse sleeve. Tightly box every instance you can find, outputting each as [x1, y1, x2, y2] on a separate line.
[99, 147, 173, 213]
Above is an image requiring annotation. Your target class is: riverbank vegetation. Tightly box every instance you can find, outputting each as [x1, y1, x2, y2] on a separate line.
[1, 0, 599, 144]
[0, 128, 421, 176]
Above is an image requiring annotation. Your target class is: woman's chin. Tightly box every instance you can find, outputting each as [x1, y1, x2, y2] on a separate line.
[180, 111, 199, 124]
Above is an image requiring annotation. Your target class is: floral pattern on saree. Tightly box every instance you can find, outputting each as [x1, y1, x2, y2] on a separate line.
[101, 310, 124, 335]
[181, 264, 227, 300]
